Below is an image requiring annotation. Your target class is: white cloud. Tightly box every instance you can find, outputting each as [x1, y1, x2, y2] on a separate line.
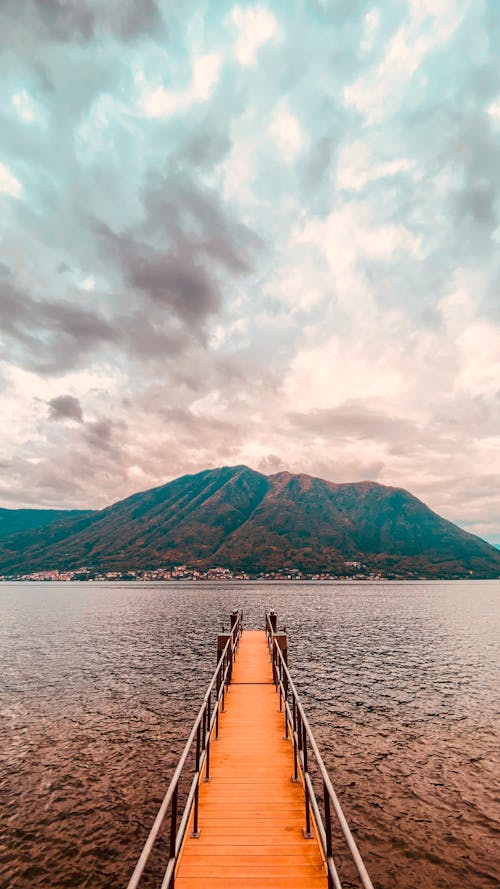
[361, 9, 380, 52]
[80, 276, 96, 292]
[267, 107, 303, 161]
[487, 100, 500, 123]
[192, 52, 221, 101]
[0, 162, 22, 197]
[344, 3, 463, 121]
[296, 203, 422, 311]
[437, 283, 500, 398]
[231, 5, 278, 65]
[222, 139, 257, 203]
[139, 52, 222, 118]
[12, 91, 35, 123]
[282, 336, 406, 410]
[140, 86, 180, 118]
[456, 321, 500, 398]
[337, 141, 416, 190]
[267, 263, 324, 312]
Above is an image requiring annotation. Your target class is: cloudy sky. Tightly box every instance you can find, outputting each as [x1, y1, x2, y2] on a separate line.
[0, 0, 499, 543]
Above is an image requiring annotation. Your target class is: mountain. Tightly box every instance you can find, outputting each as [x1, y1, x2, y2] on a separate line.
[0, 508, 92, 539]
[0, 466, 499, 578]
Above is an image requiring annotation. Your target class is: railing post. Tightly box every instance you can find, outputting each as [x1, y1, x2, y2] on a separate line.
[205, 699, 211, 781]
[191, 724, 201, 838]
[215, 670, 220, 738]
[284, 691, 289, 740]
[273, 632, 288, 666]
[271, 633, 286, 686]
[269, 610, 277, 632]
[217, 632, 231, 709]
[217, 633, 231, 665]
[169, 784, 178, 875]
[292, 698, 299, 783]
[302, 722, 313, 838]
[324, 779, 333, 867]
[278, 658, 283, 711]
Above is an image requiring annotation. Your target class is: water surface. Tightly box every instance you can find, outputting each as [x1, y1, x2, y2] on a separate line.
[0, 581, 498, 888]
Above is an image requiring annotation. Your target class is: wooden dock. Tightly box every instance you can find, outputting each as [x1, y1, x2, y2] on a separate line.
[127, 612, 374, 889]
[175, 629, 326, 888]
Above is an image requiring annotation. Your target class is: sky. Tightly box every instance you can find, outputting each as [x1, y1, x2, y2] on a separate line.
[0, 0, 499, 544]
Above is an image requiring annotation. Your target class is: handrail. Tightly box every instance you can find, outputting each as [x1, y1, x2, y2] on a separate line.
[265, 612, 375, 889]
[127, 612, 243, 889]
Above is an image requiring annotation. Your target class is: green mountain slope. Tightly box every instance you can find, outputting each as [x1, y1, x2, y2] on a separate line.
[0, 508, 92, 539]
[0, 466, 499, 578]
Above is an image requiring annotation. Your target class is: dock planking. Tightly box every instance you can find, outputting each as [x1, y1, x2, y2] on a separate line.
[175, 630, 326, 888]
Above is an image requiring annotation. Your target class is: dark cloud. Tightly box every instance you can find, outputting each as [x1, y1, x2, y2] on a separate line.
[95, 176, 262, 332]
[41, 302, 119, 346]
[48, 395, 84, 423]
[0, 0, 163, 45]
[455, 182, 496, 227]
[155, 406, 240, 441]
[124, 242, 219, 322]
[140, 176, 262, 273]
[83, 418, 126, 452]
[0, 264, 120, 373]
[173, 128, 232, 173]
[119, 311, 191, 360]
[112, 0, 163, 40]
[289, 404, 417, 443]
[447, 109, 500, 252]
[33, 0, 95, 40]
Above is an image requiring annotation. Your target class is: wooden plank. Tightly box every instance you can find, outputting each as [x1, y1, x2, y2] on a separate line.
[175, 630, 326, 888]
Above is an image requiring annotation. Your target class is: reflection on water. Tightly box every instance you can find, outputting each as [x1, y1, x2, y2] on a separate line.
[0, 581, 498, 888]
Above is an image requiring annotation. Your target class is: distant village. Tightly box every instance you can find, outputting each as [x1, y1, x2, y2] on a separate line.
[0, 561, 390, 582]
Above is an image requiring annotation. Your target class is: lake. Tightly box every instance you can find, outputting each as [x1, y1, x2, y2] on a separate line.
[0, 580, 498, 888]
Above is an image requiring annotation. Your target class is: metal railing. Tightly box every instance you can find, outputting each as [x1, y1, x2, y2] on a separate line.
[127, 612, 243, 889]
[265, 612, 375, 889]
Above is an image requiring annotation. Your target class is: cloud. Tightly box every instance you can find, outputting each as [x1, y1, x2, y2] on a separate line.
[0, 162, 22, 197]
[139, 52, 222, 118]
[83, 418, 126, 452]
[289, 404, 417, 445]
[343, 1, 463, 122]
[231, 5, 279, 65]
[0, 264, 121, 373]
[336, 142, 416, 191]
[95, 174, 261, 336]
[0, 0, 499, 545]
[268, 106, 304, 161]
[48, 394, 84, 423]
[0, 0, 163, 44]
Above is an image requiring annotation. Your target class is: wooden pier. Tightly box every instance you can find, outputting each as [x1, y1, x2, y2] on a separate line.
[127, 612, 374, 889]
[175, 629, 325, 888]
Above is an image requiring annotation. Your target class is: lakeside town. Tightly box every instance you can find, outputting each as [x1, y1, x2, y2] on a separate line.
[0, 561, 391, 582]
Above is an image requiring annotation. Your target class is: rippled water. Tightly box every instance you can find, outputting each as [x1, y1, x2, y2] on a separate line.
[0, 581, 498, 888]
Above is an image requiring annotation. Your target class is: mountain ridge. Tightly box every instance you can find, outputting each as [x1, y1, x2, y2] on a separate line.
[0, 465, 499, 578]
